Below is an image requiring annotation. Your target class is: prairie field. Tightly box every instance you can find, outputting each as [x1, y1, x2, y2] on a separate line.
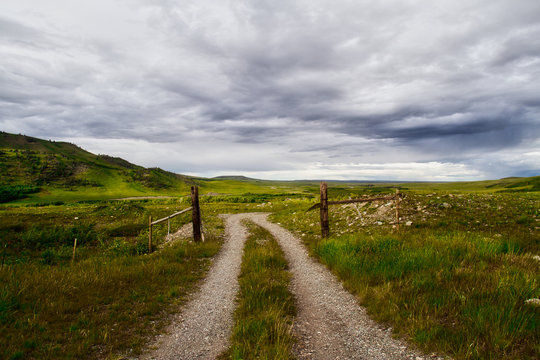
[0, 179, 538, 359]
[271, 188, 539, 359]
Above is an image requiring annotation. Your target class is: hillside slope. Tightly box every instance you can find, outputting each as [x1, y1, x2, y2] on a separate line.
[0, 132, 196, 202]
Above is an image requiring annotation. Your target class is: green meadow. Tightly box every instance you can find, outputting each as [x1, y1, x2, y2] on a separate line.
[271, 189, 539, 359]
[1, 132, 539, 359]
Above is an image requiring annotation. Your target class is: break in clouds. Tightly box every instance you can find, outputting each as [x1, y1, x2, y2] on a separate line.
[1, 0, 539, 180]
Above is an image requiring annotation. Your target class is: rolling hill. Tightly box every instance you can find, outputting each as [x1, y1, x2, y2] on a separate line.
[0, 132, 198, 202]
[1, 131, 538, 203]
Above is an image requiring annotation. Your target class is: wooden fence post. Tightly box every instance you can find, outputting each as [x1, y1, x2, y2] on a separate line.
[71, 238, 77, 264]
[320, 182, 329, 238]
[149, 215, 153, 253]
[191, 186, 202, 242]
[395, 189, 400, 230]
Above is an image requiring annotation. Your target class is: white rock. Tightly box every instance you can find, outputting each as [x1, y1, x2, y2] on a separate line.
[525, 298, 540, 307]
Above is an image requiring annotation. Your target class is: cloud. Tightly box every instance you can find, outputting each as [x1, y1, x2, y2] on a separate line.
[0, 0, 539, 180]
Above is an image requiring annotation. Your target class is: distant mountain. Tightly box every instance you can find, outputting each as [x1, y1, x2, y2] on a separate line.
[0, 132, 196, 202]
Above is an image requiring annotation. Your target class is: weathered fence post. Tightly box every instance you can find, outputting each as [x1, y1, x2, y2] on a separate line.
[71, 237, 77, 264]
[191, 186, 202, 242]
[148, 215, 153, 253]
[395, 189, 400, 230]
[320, 182, 329, 238]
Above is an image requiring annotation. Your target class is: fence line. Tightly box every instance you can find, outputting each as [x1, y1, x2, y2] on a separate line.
[151, 207, 193, 226]
[309, 182, 402, 238]
[307, 195, 399, 211]
[148, 186, 202, 252]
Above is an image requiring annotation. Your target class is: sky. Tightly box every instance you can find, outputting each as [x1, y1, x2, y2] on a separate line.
[1, 0, 539, 181]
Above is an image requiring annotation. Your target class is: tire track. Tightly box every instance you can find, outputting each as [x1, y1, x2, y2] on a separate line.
[142, 213, 443, 360]
[141, 214, 248, 360]
[250, 213, 438, 360]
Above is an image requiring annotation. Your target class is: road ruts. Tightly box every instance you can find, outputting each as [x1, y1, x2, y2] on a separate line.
[250, 213, 441, 360]
[141, 214, 249, 360]
[142, 213, 445, 360]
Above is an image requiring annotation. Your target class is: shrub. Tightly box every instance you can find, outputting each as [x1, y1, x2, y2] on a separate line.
[0, 185, 40, 203]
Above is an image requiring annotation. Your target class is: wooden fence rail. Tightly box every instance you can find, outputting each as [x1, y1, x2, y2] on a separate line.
[309, 182, 402, 238]
[151, 207, 193, 226]
[148, 186, 203, 252]
[307, 196, 399, 211]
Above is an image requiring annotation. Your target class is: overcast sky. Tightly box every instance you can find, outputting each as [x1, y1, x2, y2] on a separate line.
[1, 0, 539, 180]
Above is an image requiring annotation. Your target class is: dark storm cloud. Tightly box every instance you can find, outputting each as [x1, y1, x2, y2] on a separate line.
[0, 0, 539, 179]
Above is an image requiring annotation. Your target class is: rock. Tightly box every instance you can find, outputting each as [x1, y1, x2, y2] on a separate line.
[525, 298, 540, 307]
[405, 221, 413, 226]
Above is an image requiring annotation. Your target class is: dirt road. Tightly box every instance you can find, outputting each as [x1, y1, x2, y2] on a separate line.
[141, 214, 248, 359]
[141, 213, 437, 359]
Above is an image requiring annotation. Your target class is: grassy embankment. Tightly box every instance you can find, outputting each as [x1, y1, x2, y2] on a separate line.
[220, 221, 296, 359]
[0, 198, 227, 360]
[272, 188, 539, 360]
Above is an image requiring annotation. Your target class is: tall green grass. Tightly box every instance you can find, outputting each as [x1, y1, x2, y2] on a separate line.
[313, 230, 539, 359]
[270, 190, 539, 359]
[0, 199, 223, 360]
[221, 222, 296, 359]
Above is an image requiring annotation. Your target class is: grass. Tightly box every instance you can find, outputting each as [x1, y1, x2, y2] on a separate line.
[271, 190, 540, 359]
[0, 198, 224, 360]
[313, 231, 539, 359]
[220, 221, 296, 360]
[1, 166, 539, 360]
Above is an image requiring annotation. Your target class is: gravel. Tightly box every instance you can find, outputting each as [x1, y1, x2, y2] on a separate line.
[140, 214, 248, 360]
[141, 213, 447, 360]
[249, 213, 446, 360]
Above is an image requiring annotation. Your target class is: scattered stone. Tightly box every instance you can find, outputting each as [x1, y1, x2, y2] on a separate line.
[533, 255, 540, 262]
[405, 221, 413, 226]
[525, 298, 540, 307]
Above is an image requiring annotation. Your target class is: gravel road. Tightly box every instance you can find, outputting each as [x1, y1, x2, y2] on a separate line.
[249, 213, 439, 360]
[141, 214, 248, 360]
[141, 213, 444, 360]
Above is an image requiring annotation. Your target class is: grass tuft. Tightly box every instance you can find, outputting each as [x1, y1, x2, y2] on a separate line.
[220, 221, 296, 360]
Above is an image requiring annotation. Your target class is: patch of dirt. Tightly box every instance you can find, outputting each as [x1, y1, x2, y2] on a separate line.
[158, 223, 193, 249]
